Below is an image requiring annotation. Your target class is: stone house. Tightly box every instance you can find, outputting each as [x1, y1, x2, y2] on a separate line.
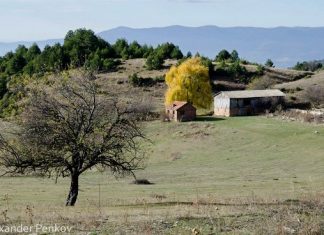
[166, 101, 196, 122]
[214, 89, 285, 117]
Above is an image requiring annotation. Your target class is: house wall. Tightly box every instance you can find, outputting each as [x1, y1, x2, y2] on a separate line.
[214, 96, 283, 117]
[229, 97, 282, 116]
[214, 97, 230, 117]
[165, 108, 174, 120]
[229, 98, 252, 116]
[176, 105, 196, 121]
[166, 104, 196, 121]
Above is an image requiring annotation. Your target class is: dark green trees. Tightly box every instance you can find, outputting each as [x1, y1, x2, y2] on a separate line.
[5, 46, 28, 75]
[0, 28, 184, 76]
[231, 50, 239, 62]
[293, 61, 323, 72]
[145, 43, 183, 70]
[265, 59, 274, 67]
[63, 29, 109, 67]
[85, 49, 120, 72]
[0, 28, 185, 116]
[215, 49, 231, 62]
[215, 49, 240, 62]
[26, 43, 41, 62]
[146, 53, 165, 70]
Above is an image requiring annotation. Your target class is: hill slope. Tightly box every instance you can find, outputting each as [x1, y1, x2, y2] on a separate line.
[95, 59, 314, 110]
[1, 116, 324, 233]
[275, 70, 324, 103]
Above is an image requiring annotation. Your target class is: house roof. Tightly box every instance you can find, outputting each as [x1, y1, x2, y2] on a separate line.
[214, 89, 285, 99]
[167, 101, 195, 111]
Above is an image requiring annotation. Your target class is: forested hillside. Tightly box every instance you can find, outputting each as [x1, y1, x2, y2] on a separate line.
[0, 29, 183, 117]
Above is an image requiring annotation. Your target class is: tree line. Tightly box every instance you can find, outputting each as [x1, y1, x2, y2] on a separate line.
[0, 29, 183, 78]
[0, 28, 184, 116]
[293, 60, 323, 72]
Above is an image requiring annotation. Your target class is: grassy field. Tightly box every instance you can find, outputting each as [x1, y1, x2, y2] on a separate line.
[1, 116, 324, 234]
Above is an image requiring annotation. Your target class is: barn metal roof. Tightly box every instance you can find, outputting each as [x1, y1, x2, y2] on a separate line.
[214, 89, 285, 99]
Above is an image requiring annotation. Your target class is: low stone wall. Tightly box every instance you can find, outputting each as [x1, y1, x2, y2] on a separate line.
[279, 109, 324, 124]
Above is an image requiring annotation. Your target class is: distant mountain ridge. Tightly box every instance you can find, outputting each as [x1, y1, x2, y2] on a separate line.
[0, 39, 63, 56]
[1, 25, 324, 68]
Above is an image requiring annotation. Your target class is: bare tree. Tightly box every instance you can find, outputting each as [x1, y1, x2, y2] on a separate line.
[0, 74, 146, 206]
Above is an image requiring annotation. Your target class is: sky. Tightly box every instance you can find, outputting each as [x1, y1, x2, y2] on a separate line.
[0, 0, 323, 41]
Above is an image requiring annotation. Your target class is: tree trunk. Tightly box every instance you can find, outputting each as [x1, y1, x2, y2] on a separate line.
[66, 173, 79, 206]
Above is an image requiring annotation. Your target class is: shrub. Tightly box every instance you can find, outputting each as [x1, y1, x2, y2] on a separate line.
[154, 43, 183, 60]
[102, 59, 120, 72]
[230, 50, 239, 62]
[293, 61, 323, 72]
[214, 61, 228, 76]
[215, 49, 231, 62]
[145, 53, 164, 70]
[153, 75, 165, 83]
[176, 57, 187, 66]
[85, 51, 121, 72]
[128, 73, 155, 87]
[265, 59, 274, 68]
[248, 76, 276, 90]
[128, 96, 156, 121]
[296, 87, 303, 91]
[186, 51, 192, 58]
[229, 61, 247, 78]
[256, 65, 265, 76]
[132, 179, 153, 185]
[200, 56, 214, 71]
[240, 59, 249, 65]
[304, 86, 324, 108]
[0, 75, 8, 99]
[128, 73, 141, 86]
[215, 60, 248, 81]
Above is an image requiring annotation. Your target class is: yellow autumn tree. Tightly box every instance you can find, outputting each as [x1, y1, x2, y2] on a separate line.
[165, 57, 212, 109]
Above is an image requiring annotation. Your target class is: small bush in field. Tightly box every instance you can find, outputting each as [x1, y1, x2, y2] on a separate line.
[132, 179, 153, 185]
[248, 76, 276, 90]
[305, 86, 324, 107]
[296, 87, 303, 91]
[290, 96, 297, 101]
[128, 73, 162, 87]
[153, 75, 165, 83]
[146, 53, 164, 70]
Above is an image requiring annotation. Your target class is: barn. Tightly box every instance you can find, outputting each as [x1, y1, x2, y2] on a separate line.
[214, 89, 285, 117]
[166, 101, 196, 122]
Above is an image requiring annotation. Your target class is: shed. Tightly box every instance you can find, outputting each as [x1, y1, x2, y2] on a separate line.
[166, 101, 196, 122]
[214, 89, 285, 117]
